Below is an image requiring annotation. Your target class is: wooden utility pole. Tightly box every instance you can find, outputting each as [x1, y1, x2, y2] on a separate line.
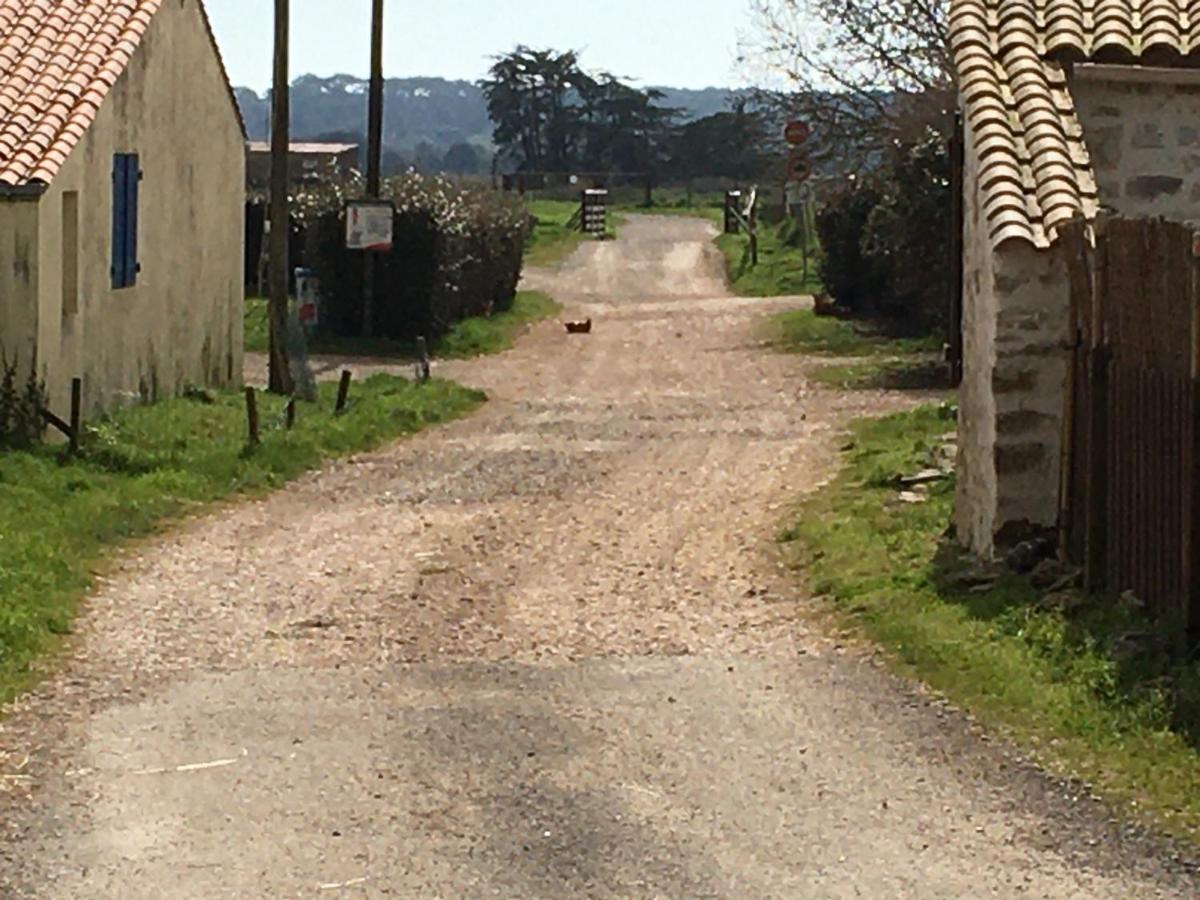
[361, 0, 385, 337]
[268, 0, 295, 394]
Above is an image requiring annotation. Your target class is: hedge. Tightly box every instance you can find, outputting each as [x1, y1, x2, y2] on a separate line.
[248, 173, 532, 342]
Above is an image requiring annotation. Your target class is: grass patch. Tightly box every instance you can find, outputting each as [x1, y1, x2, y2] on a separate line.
[783, 405, 1200, 845]
[244, 291, 561, 359]
[718, 219, 824, 297]
[523, 199, 619, 268]
[809, 357, 951, 392]
[767, 309, 940, 358]
[0, 376, 485, 705]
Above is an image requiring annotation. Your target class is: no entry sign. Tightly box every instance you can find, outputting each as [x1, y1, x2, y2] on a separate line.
[784, 121, 811, 145]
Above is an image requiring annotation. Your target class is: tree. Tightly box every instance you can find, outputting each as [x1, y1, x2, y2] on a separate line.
[744, 0, 952, 167]
[480, 47, 590, 172]
[577, 76, 679, 178]
[671, 102, 772, 182]
[442, 142, 485, 174]
[479, 47, 678, 177]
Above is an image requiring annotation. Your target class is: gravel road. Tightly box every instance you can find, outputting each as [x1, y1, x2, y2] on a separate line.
[1, 216, 1196, 897]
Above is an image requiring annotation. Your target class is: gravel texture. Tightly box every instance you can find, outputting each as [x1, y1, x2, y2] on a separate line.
[1, 216, 1196, 897]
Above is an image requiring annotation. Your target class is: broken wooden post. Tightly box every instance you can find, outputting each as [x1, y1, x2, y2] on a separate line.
[245, 387, 260, 446]
[416, 337, 431, 385]
[68, 377, 81, 456]
[285, 397, 296, 430]
[335, 369, 352, 414]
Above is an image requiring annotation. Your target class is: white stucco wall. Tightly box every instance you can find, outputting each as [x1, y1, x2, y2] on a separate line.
[33, 0, 244, 416]
[1072, 76, 1200, 221]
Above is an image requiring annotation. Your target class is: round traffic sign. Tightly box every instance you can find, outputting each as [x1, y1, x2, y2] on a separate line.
[786, 153, 813, 182]
[784, 121, 811, 145]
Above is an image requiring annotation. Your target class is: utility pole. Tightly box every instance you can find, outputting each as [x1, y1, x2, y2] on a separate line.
[362, 0, 385, 337]
[268, 0, 294, 394]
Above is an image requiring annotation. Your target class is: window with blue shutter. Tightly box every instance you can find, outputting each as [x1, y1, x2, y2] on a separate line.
[111, 153, 140, 289]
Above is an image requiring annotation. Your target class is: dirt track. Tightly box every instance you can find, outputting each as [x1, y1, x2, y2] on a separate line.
[1, 216, 1196, 897]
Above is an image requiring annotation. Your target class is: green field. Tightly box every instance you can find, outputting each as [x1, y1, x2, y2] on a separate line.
[0, 376, 485, 704]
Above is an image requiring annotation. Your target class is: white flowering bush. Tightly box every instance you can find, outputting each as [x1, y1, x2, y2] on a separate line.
[263, 172, 532, 341]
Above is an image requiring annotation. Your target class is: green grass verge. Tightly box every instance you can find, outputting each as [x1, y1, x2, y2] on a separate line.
[244, 291, 562, 358]
[0, 376, 485, 705]
[525, 199, 588, 267]
[718, 219, 824, 297]
[767, 309, 941, 358]
[523, 199, 619, 268]
[783, 405, 1200, 845]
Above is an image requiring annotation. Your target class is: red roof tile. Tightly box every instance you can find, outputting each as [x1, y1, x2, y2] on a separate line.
[0, 0, 244, 188]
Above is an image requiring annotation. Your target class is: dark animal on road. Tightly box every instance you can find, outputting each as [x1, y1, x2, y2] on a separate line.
[565, 319, 593, 335]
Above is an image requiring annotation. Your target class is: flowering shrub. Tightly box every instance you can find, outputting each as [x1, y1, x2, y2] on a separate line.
[257, 172, 532, 342]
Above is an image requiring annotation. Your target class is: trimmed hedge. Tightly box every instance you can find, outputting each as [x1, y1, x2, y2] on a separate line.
[250, 173, 532, 342]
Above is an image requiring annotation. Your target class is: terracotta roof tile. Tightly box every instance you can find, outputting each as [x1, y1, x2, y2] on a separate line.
[0, 0, 167, 186]
[949, 0, 1200, 247]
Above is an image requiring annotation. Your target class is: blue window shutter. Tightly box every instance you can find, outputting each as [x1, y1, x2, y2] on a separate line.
[125, 154, 140, 286]
[111, 155, 128, 288]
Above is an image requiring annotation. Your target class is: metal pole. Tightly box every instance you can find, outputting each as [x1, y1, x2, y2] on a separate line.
[268, 0, 294, 394]
[362, 0, 385, 338]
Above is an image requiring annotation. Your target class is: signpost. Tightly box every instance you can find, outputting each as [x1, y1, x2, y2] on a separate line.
[346, 200, 395, 252]
[783, 120, 815, 286]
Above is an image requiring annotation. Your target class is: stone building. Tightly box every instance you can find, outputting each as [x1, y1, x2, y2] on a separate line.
[950, 0, 1200, 556]
[0, 0, 245, 418]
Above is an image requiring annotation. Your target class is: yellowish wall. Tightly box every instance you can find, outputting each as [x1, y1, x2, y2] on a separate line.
[34, 0, 244, 416]
[0, 198, 39, 370]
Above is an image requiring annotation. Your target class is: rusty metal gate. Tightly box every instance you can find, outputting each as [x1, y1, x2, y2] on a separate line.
[1061, 216, 1200, 641]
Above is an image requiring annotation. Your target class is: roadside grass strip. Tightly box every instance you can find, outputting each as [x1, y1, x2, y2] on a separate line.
[783, 405, 1200, 847]
[0, 376, 485, 705]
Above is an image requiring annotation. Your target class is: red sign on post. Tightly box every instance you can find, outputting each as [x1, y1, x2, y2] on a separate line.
[784, 121, 811, 145]
[786, 153, 813, 183]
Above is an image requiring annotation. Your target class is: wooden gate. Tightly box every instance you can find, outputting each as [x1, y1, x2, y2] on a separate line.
[1061, 216, 1200, 642]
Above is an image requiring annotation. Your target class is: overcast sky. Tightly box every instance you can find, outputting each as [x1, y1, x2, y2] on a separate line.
[204, 0, 758, 92]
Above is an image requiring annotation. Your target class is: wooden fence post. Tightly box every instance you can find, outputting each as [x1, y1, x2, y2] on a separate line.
[416, 337, 431, 384]
[335, 369, 352, 414]
[245, 387, 260, 446]
[68, 377, 81, 456]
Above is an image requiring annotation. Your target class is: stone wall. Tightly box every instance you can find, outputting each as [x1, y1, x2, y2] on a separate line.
[956, 123, 1072, 557]
[1072, 75, 1200, 220]
[990, 244, 1071, 541]
[955, 122, 999, 556]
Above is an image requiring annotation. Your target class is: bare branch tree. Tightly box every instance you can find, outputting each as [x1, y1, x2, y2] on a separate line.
[743, 0, 953, 171]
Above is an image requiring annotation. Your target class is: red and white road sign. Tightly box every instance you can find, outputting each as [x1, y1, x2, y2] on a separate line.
[784, 121, 811, 145]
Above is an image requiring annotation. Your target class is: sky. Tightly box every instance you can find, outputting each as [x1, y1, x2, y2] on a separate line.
[205, 0, 757, 93]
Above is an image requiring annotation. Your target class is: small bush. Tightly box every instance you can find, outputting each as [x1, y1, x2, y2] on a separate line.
[815, 181, 884, 312]
[0, 349, 46, 450]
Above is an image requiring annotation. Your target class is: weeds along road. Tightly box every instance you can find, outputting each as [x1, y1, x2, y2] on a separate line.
[2, 216, 1196, 897]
